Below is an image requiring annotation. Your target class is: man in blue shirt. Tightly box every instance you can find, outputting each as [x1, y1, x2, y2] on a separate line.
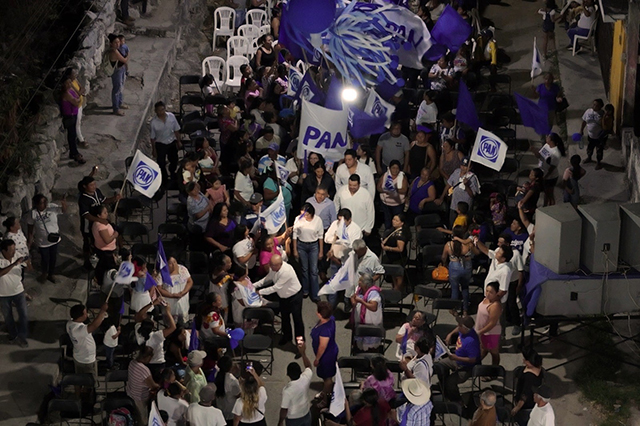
[437, 315, 481, 402]
[503, 217, 528, 254]
[306, 186, 336, 231]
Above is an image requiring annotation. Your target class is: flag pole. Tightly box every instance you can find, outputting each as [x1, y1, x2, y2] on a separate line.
[531, 37, 536, 87]
[113, 178, 127, 214]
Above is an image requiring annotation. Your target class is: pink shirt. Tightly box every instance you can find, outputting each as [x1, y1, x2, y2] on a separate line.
[92, 222, 117, 251]
[207, 185, 227, 206]
[258, 239, 282, 276]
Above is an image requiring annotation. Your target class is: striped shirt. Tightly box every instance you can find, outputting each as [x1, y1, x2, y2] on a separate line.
[397, 401, 433, 426]
[126, 360, 152, 402]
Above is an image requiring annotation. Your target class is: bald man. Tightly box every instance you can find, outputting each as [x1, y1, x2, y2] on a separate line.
[254, 255, 304, 346]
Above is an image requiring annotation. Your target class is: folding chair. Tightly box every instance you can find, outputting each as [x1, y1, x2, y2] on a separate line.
[351, 324, 387, 356]
[103, 369, 128, 396]
[471, 364, 507, 405]
[499, 157, 519, 180]
[431, 298, 463, 339]
[338, 356, 372, 390]
[246, 9, 267, 27]
[412, 285, 442, 313]
[179, 75, 202, 98]
[432, 401, 463, 426]
[159, 222, 188, 253]
[414, 213, 443, 230]
[180, 94, 204, 119]
[101, 394, 137, 426]
[241, 307, 276, 374]
[213, 6, 236, 50]
[180, 251, 209, 274]
[47, 399, 83, 425]
[59, 373, 97, 422]
[417, 229, 447, 247]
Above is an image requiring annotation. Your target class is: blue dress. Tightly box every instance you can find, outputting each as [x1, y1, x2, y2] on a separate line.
[311, 316, 339, 379]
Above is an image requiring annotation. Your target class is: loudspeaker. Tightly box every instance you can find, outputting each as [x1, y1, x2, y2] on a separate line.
[578, 203, 620, 273]
[619, 203, 640, 270]
[603, 277, 640, 314]
[537, 278, 604, 316]
[535, 204, 582, 274]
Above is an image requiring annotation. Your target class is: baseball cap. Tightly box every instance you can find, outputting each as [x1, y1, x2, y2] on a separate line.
[456, 315, 475, 329]
[268, 143, 279, 151]
[187, 350, 207, 367]
[249, 193, 263, 204]
[461, 157, 470, 166]
[535, 384, 552, 399]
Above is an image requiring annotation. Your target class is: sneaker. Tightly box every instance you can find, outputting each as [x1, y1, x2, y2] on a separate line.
[8, 336, 18, 344]
[18, 339, 29, 348]
[512, 326, 522, 336]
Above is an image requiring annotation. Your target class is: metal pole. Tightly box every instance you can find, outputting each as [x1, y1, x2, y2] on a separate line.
[622, 0, 640, 128]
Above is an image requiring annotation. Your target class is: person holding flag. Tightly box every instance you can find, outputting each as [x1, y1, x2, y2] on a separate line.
[324, 209, 363, 271]
[157, 256, 193, 325]
[436, 157, 480, 227]
[534, 73, 563, 128]
[377, 160, 409, 230]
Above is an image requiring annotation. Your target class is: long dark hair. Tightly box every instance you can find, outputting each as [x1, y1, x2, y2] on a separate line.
[362, 388, 381, 426]
[548, 133, 566, 157]
[371, 356, 390, 382]
[451, 225, 465, 257]
[215, 356, 233, 397]
[570, 155, 584, 181]
[137, 319, 154, 347]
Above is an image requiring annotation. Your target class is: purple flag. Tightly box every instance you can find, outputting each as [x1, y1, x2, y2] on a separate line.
[456, 80, 481, 131]
[348, 106, 387, 139]
[143, 272, 157, 292]
[189, 319, 199, 351]
[400, 328, 408, 354]
[295, 71, 324, 105]
[119, 299, 125, 315]
[431, 6, 473, 53]
[324, 75, 344, 111]
[156, 236, 172, 287]
[515, 93, 552, 136]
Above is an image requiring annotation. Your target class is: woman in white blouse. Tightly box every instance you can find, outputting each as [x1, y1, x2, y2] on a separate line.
[158, 257, 193, 325]
[377, 160, 409, 230]
[293, 203, 324, 302]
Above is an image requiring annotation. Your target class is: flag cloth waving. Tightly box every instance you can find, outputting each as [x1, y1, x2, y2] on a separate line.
[156, 236, 172, 287]
[318, 252, 357, 295]
[456, 80, 481, 131]
[531, 37, 543, 79]
[330, 362, 346, 416]
[148, 401, 165, 426]
[515, 93, 552, 135]
[470, 128, 508, 171]
[126, 150, 162, 198]
[259, 191, 287, 235]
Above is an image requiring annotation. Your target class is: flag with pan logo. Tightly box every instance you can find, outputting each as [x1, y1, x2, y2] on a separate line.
[287, 66, 303, 96]
[259, 191, 287, 234]
[364, 90, 394, 128]
[126, 149, 162, 198]
[470, 128, 508, 171]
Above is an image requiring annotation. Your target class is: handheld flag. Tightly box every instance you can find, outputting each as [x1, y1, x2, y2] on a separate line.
[340, 220, 350, 242]
[431, 5, 473, 53]
[126, 150, 162, 198]
[384, 173, 396, 192]
[287, 66, 303, 96]
[318, 252, 357, 295]
[531, 37, 543, 79]
[275, 161, 291, 184]
[348, 106, 387, 139]
[330, 362, 346, 416]
[143, 272, 158, 292]
[156, 236, 172, 287]
[295, 72, 324, 104]
[148, 401, 165, 426]
[189, 319, 199, 351]
[114, 261, 136, 285]
[470, 128, 508, 171]
[515, 93, 552, 135]
[456, 80, 481, 131]
[400, 328, 408, 355]
[364, 90, 394, 128]
[259, 191, 287, 235]
[325, 75, 344, 111]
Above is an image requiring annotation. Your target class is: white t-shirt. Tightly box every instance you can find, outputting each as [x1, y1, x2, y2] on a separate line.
[0, 254, 24, 297]
[510, 250, 525, 282]
[232, 386, 267, 422]
[216, 373, 241, 420]
[293, 215, 324, 243]
[485, 250, 513, 303]
[581, 108, 603, 139]
[577, 6, 595, 29]
[234, 172, 254, 202]
[135, 324, 166, 364]
[157, 391, 189, 426]
[233, 238, 257, 269]
[523, 223, 535, 264]
[528, 402, 556, 426]
[416, 101, 438, 126]
[187, 403, 227, 426]
[26, 205, 62, 248]
[281, 368, 312, 419]
[104, 325, 119, 348]
[538, 144, 561, 180]
[66, 321, 96, 364]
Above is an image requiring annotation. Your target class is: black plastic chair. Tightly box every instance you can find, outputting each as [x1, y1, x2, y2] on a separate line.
[47, 399, 83, 425]
[414, 213, 443, 230]
[103, 369, 128, 396]
[351, 324, 386, 355]
[59, 373, 96, 420]
[241, 307, 276, 375]
[338, 356, 372, 390]
[131, 243, 157, 263]
[432, 401, 463, 425]
[179, 74, 202, 97]
[412, 285, 442, 314]
[431, 298, 463, 339]
[118, 221, 148, 244]
[417, 229, 447, 247]
[180, 251, 210, 274]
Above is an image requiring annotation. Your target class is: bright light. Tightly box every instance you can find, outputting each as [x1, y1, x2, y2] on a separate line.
[341, 87, 358, 102]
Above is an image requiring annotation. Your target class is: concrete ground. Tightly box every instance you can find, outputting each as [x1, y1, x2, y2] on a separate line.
[1, 0, 637, 424]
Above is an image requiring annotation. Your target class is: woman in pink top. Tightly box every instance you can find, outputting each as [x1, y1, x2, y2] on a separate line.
[257, 230, 291, 277]
[475, 281, 503, 366]
[91, 205, 118, 252]
[60, 76, 86, 164]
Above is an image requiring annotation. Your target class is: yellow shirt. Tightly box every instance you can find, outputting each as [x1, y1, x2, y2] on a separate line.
[453, 214, 469, 229]
[71, 79, 85, 105]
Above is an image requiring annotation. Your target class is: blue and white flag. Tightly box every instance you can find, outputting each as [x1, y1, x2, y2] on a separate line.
[287, 66, 303, 96]
[295, 72, 324, 104]
[143, 272, 158, 292]
[275, 161, 291, 184]
[126, 149, 162, 198]
[259, 191, 287, 235]
[296, 99, 349, 163]
[470, 128, 508, 171]
[156, 236, 172, 287]
[330, 361, 346, 416]
[114, 261, 136, 285]
[340, 220, 350, 243]
[319, 252, 357, 295]
[348, 106, 386, 139]
[364, 90, 394, 128]
[148, 401, 165, 426]
[531, 37, 543, 79]
[384, 173, 396, 192]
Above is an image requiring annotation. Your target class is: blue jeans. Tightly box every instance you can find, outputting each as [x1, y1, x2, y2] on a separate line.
[39, 243, 59, 276]
[382, 203, 404, 230]
[567, 26, 590, 45]
[111, 67, 126, 112]
[286, 412, 312, 426]
[105, 346, 115, 368]
[0, 292, 28, 341]
[448, 261, 472, 313]
[298, 240, 319, 300]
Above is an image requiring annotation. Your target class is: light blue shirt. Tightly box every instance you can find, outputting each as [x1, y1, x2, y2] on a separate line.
[257, 154, 286, 174]
[306, 196, 336, 230]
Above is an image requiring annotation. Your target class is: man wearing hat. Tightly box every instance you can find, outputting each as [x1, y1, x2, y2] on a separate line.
[438, 315, 481, 402]
[258, 142, 286, 174]
[243, 193, 265, 230]
[436, 157, 480, 227]
[397, 378, 433, 425]
[187, 384, 227, 426]
[185, 350, 208, 403]
[528, 385, 555, 426]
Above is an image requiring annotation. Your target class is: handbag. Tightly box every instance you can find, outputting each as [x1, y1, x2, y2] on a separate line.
[37, 210, 61, 243]
[432, 265, 449, 281]
[556, 97, 569, 113]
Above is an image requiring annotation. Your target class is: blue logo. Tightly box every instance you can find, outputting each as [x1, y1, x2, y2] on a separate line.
[117, 262, 133, 278]
[477, 135, 500, 163]
[371, 97, 387, 117]
[290, 71, 301, 92]
[299, 82, 312, 101]
[133, 161, 158, 190]
[272, 202, 286, 225]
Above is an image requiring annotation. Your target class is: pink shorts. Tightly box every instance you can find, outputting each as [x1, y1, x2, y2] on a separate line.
[481, 334, 501, 350]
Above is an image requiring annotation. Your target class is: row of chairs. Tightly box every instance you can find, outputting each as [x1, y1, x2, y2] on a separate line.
[212, 7, 271, 50]
[202, 54, 250, 94]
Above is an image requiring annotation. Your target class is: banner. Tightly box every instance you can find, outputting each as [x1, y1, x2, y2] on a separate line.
[126, 150, 162, 198]
[297, 99, 349, 163]
[259, 191, 287, 234]
[364, 90, 394, 128]
[470, 128, 508, 171]
[148, 401, 165, 426]
[114, 261, 136, 285]
[318, 251, 357, 296]
[287, 66, 303, 96]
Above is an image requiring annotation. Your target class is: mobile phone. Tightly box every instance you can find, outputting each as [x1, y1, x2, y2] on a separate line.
[296, 336, 304, 346]
[246, 362, 253, 371]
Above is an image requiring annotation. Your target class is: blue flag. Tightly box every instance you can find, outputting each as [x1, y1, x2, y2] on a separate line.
[457, 80, 481, 131]
[119, 299, 125, 315]
[384, 173, 396, 192]
[143, 272, 158, 292]
[348, 106, 387, 139]
[324, 75, 344, 111]
[189, 319, 199, 351]
[156, 236, 172, 287]
[431, 6, 473, 53]
[400, 328, 408, 355]
[295, 71, 324, 105]
[515, 93, 551, 135]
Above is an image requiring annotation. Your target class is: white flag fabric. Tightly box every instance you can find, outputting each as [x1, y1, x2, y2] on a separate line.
[275, 161, 291, 184]
[259, 191, 287, 235]
[318, 252, 357, 296]
[531, 37, 543, 79]
[364, 90, 395, 128]
[296, 99, 349, 163]
[126, 150, 163, 197]
[329, 362, 346, 416]
[148, 401, 165, 426]
[287, 66, 303, 96]
[470, 128, 508, 171]
[114, 261, 136, 284]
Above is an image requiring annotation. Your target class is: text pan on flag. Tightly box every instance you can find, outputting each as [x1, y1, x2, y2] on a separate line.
[297, 99, 349, 163]
[318, 252, 357, 296]
[259, 190, 287, 235]
[126, 150, 162, 198]
[470, 128, 508, 171]
[364, 90, 394, 128]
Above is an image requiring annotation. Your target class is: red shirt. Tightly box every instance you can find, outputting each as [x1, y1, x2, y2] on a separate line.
[352, 399, 391, 426]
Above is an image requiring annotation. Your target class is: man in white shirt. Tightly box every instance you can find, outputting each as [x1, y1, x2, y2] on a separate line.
[528, 385, 555, 426]
[254, 255, 304, 346]
[334, 174, 375, 235]
[400, 336, 434, 388]
[580, 98, 605, 167]
[473, 238, 513, 304]
[0, 240, 30, 348]
[187, 384, 227, 426]
[279, 343, 313, 426]
[157, 383, 189, 426]
[335, 149, 376, 198]
[66, 302, 109, 384]
[150, 101, 182, 183]
[324, 209, 363, 263]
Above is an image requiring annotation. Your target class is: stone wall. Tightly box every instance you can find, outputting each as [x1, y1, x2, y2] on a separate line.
[0, 0, 119, 218]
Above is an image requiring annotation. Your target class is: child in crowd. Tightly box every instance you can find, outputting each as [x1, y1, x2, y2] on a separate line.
[490, 192, 507, 233]
[437, 201, 470, 235]
[538, 0, 559, 57]
[103, 317, 121, 370]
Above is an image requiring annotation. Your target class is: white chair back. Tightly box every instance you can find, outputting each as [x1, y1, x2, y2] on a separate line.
[227, 36, 251, 60]
[213, 7, 236, 50]
[259, 24, 271, 37]
[246, 9, 267, 27]
[202, 56, 226, 85]
[225, 55, 251, 93]
[238, 24, 261, 42]
[266, 0, 274, 21]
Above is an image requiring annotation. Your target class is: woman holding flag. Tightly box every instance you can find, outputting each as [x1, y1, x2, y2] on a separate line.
[377, 160, 408, 230]
[157, 256, 193, 325]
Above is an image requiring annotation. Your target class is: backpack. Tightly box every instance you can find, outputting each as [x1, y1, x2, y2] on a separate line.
[108, 407, 134, 426]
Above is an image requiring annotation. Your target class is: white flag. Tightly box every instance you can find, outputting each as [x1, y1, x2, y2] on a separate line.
[275, 161, 291, 184]
[259, 190, 287, 235]
[287, 66, 303, 96]
[329, 362, 346, 416]
[114, 261, 136, 284]
[470, 128, 508, 172]
[531, 37, 543, 79]
[364, 90, 395, 128]
[318, 252, 357, 296]
[148, 401, 165, 426]
[126, 149, 163, 197]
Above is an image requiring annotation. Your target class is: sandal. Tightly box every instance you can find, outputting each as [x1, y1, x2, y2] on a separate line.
[74, 154, 86, 164]
[114, 110, 125, 116]
[120, 103, 130, 109]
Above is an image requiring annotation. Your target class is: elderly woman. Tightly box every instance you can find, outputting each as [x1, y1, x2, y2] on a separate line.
[127, 346, 160, 425]
[395, 311, 429, 360]
[351, 273, 383, 352]
[157, 257, 194, 325]
[311, 302, 339, 400]
[377, 160, 408, 230]
[186, 182, 212, 234]
[227, 264, 266, 329]
[405, 167, 437, 216]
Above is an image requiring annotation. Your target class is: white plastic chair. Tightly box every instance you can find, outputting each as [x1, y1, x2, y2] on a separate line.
[246, 9, 267, 27]
[227, 36, 251, 61]
[202, 56, 226, 90]
[572, 17, 598, 56]
[225, 55, 251, 94]
[259, 24, 271, 37]
[213, 7, 236, 51]
[238, 24, 261, 42]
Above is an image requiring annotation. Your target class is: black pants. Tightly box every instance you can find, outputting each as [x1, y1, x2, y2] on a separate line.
[505, 280, 521, 327]
[280, 290, 304, 341]
[62, 115, 79, 158]
[587, 136, 605, 162]
[39, 244, 59, 276]
[155, 141, 179, 184]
